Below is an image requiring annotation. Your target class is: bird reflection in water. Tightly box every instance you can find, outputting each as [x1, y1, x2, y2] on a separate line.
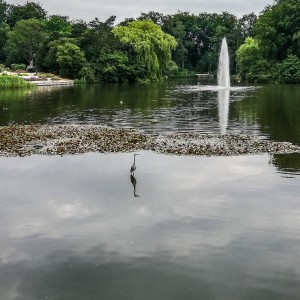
[130, 173, 140, 197]
[130, 153, 140, 197]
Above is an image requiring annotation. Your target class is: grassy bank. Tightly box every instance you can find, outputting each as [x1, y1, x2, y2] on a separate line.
[0, 75, 31, 88]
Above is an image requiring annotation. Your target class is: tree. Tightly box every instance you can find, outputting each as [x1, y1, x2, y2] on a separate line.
[138, 11, 166, 26]
[171, 21, 188, 68]
[0, 21, 9, 62]
[56, 42, 87, 78]
[41, 37, 75, 73]
[71, 19, 88, 39]
[163, 12, 204, 70]
[81, 16, 120, 61]
[7, 1, 47, 28]
[278, 55, 300, 83]
[113, 19, 177, 80]
[236, 37, 276, 82]
[75, 16, 122, 81]
[236, 37, 261, 79]
[45, 15, 72, 40]
[254, 0, 300, 60]
[0, 0, 8, 23]
[238, 13, 257, 39]
[162, 11, 240, 73]
[4, 19, 47, 68]
[95, 51, 131, 82]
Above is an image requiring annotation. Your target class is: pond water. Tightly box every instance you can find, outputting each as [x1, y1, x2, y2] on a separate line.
[0, 80, 300, 145]
[1, 80, 300, 299]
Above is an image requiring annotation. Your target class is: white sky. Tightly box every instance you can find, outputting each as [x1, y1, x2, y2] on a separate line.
[5, 0, 274, 23]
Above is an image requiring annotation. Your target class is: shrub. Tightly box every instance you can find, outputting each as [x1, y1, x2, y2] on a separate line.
[79, 63, 97, 83]
[244, 59, 278, 83]
[278, 55, 300, 83]
[10, 64, 26, 71]
[0, 75, 31, 87]
[166, 60, 179, 76]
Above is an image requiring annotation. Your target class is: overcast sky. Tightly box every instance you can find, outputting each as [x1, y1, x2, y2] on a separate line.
[6, 0, 274, 23]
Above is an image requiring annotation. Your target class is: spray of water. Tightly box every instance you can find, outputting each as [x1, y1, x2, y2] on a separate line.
[217, 37, 230, 88]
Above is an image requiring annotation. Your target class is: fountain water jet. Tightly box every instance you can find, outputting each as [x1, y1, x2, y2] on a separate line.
[217, 37, 230, 88]
[217, 37, 230, 134]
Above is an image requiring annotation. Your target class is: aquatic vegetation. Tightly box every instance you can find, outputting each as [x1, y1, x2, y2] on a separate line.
[0, 75, 31, 88]
[0, 125, 300, 157]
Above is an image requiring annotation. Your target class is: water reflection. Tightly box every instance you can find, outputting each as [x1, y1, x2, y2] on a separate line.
[130, 173, 140, 197]
[270, 153, 300, 177]
[218, 88, 230, 134]
[130, 153, 141, 197]
[1, 82, 300, 145]
[0, 81, 261, 136]
[0, 152, 300, 299]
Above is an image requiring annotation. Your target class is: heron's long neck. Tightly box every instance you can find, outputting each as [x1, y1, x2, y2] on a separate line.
[134, 155, 136, 164]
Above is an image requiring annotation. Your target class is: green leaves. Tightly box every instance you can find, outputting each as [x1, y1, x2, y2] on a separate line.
[113, 20, 176, 80]
[254, 0, 300, 60]
[7, 1, 47, 28]
[278, 55, 300, 83]
[4, 19, 47, 66]
[56, 42, 87, 79]
[45, 15, 72, 40]
[236, 37, 278, 82]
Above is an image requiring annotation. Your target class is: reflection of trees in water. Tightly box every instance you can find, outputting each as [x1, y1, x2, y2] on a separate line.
[0, 83, 171, 126]
[233, 85, 300, 146]
[0, 86, 75, 125]
[270, 153, 300, 174]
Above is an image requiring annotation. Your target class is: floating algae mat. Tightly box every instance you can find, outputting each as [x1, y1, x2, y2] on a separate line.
[1, 125, 300, 157]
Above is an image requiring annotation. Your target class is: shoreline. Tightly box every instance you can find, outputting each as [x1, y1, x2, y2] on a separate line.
[1, 125, 300, 157]
[29, 79, 74, 86]
[0, 72, 74, 87]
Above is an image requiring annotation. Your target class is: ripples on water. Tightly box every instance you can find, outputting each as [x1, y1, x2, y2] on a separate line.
[30, 83, 264, 137]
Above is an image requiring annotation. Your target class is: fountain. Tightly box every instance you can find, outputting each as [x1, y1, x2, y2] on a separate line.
[217, 37, 230, 134]
[217, 37, 230, 88]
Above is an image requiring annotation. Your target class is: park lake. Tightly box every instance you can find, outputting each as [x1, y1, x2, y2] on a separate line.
[0, 79, 300, 299]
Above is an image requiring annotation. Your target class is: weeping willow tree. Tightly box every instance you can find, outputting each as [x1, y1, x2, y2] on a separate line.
[113, 19, 177, 80]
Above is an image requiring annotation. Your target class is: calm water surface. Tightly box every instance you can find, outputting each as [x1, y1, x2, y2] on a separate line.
[1, 80, 300, 299]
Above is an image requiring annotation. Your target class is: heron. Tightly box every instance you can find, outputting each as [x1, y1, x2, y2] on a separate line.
[130, 153, 139, 174]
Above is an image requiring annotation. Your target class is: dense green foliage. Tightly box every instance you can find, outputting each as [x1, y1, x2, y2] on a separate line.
[162, 11, 252, 74]
[4, 18, 47, 67]
[237, 0, 300, 83]
[56, 42, 87, 79]
[113, 20, 176, 80]
[0, 0, 298, 83]
[278, 55, 300, 83]
[236, 37, 277, 82]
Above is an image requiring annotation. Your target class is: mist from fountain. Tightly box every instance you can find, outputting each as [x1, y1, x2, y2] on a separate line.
[217, 37, 230, 88]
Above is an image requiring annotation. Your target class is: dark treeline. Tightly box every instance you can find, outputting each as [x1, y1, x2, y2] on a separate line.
[0, 0, 299, 83]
